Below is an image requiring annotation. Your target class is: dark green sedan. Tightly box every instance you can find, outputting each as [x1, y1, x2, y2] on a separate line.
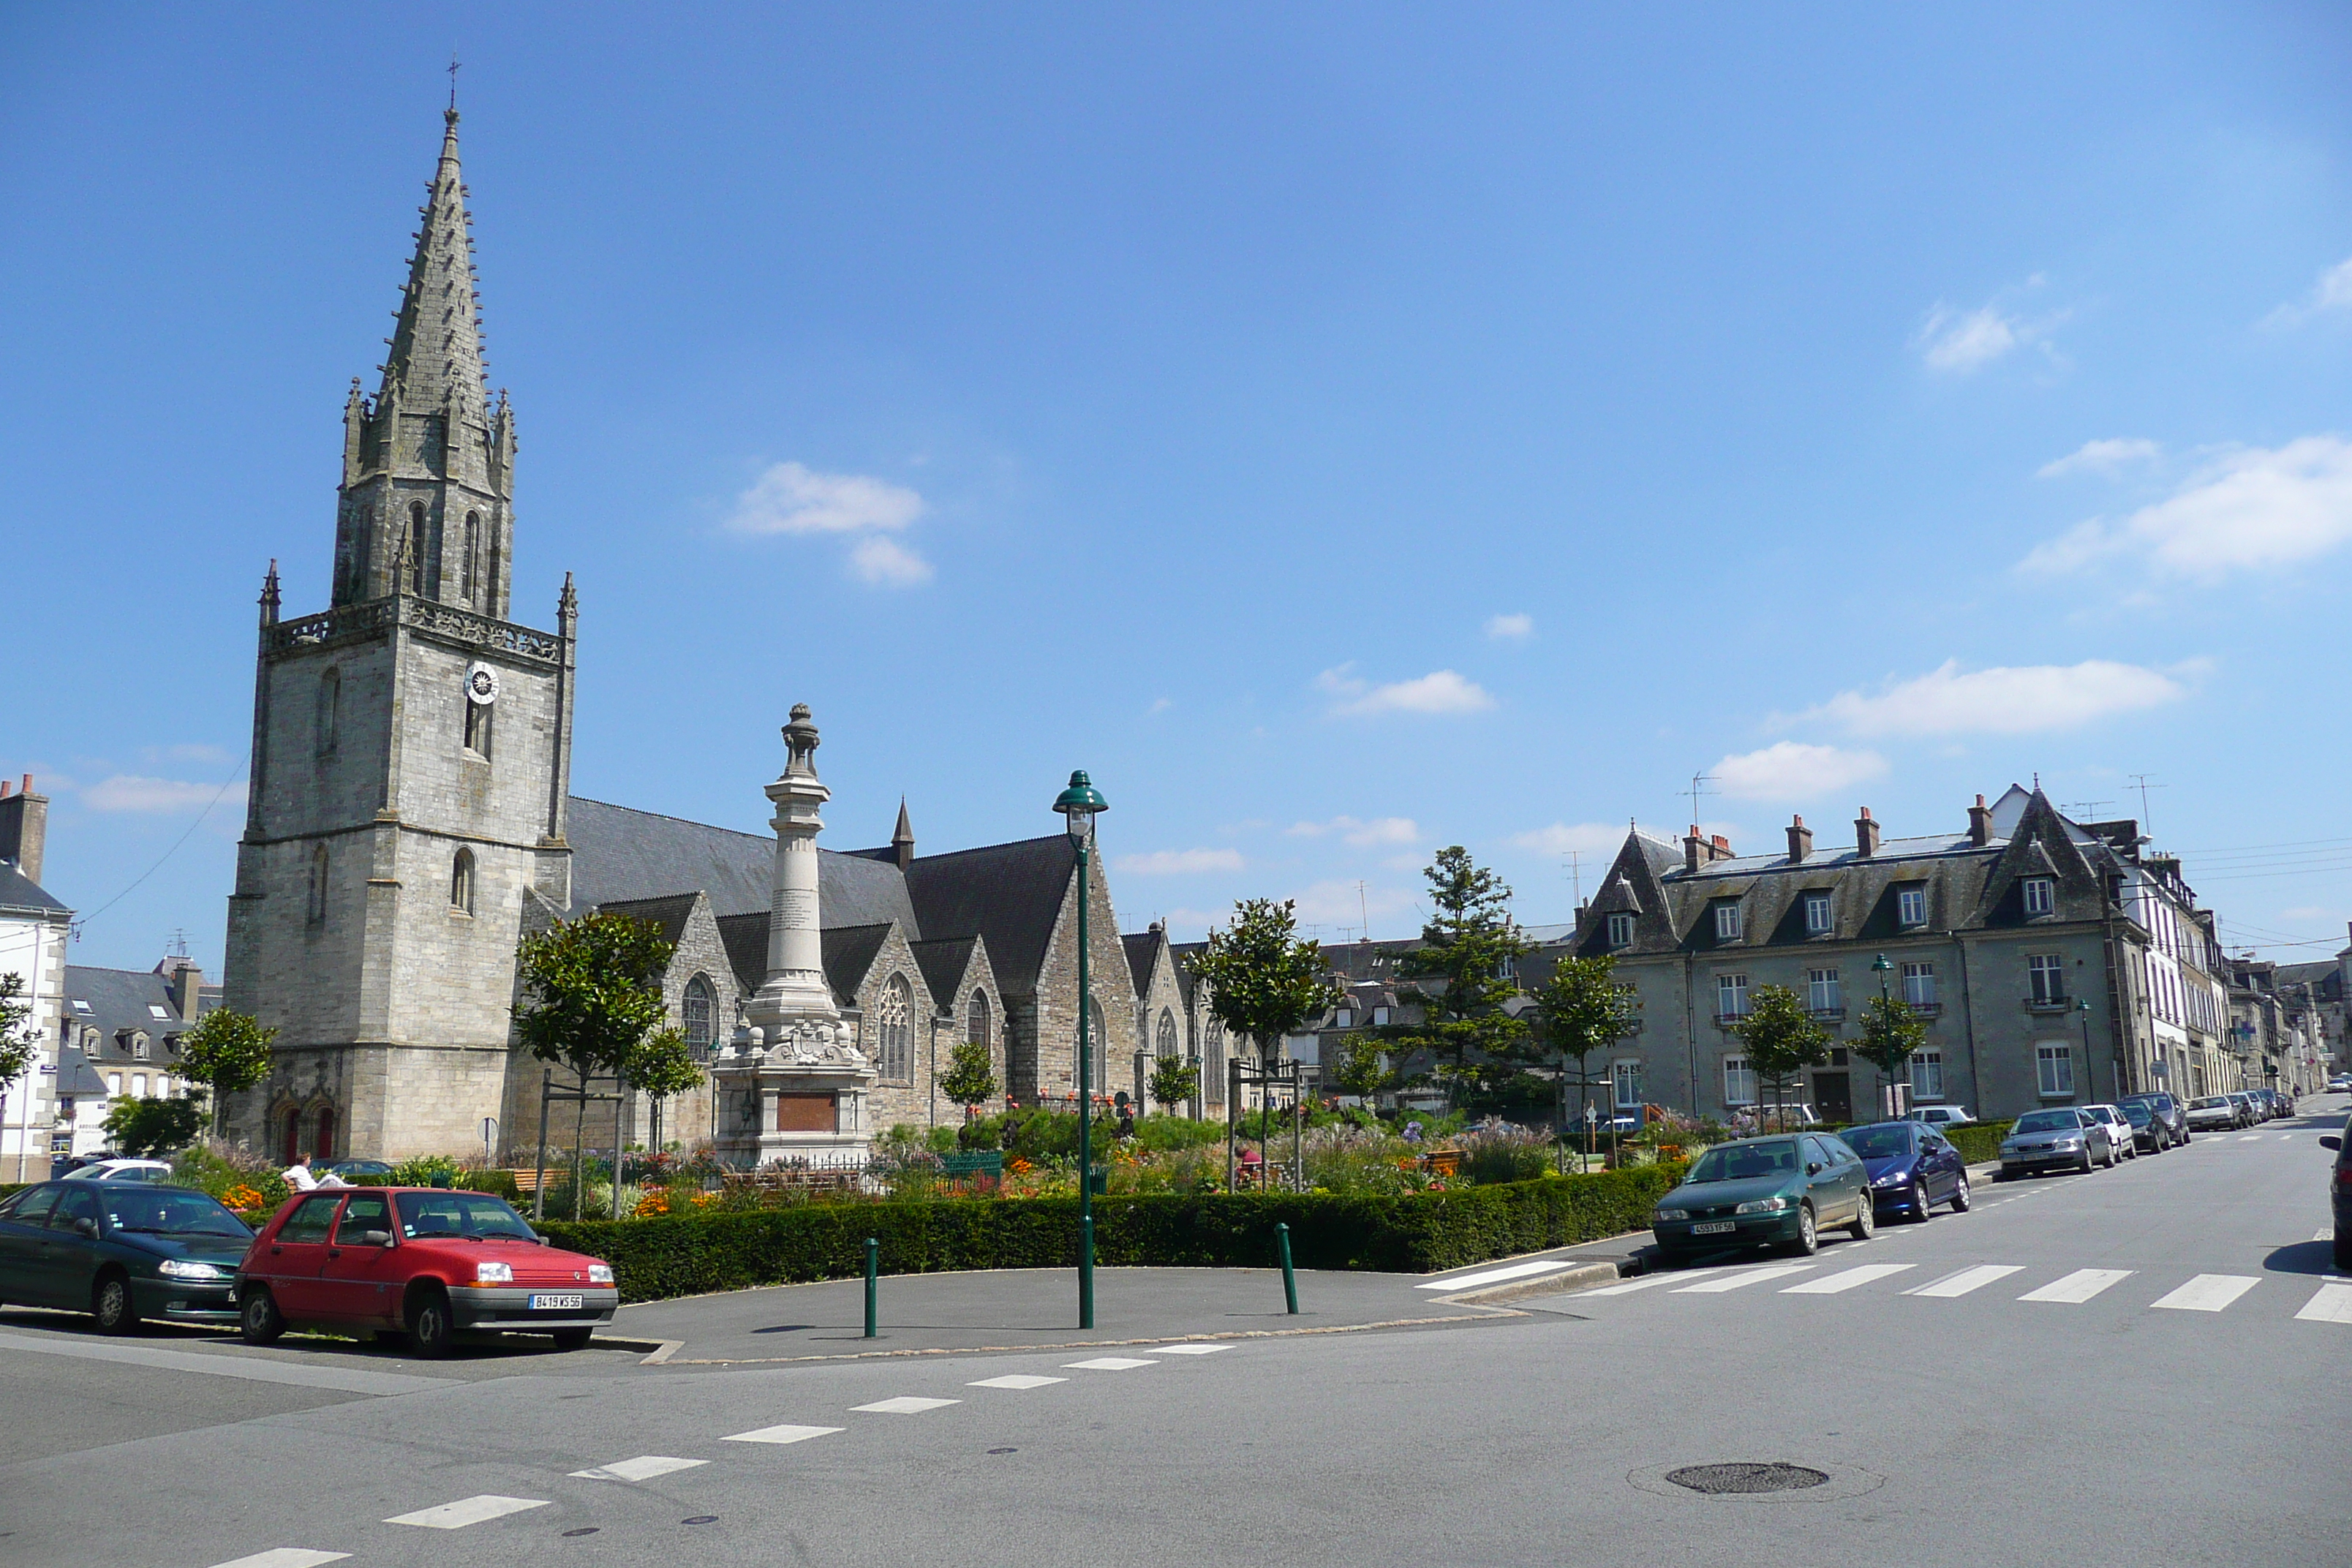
[0, 1181, 254, 1333]
[1651, 1133, 1874, 1259]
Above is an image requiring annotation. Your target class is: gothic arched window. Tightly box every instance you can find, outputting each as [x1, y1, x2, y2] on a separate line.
[683, 973, 717, 1058]
[407, 502, 427, 595]
[450, 848, 475, 915]
[461, 511, 480, 604]
[966, 990, 990, 1049]
[315, 668, 339, 755]
[1204, 1017, 1226, 1101]
[875, 975, 913, 1081]
[307, 843, 329, 925]
[423, 508, 444, 602]
[1157, 1009, 1179, 1060]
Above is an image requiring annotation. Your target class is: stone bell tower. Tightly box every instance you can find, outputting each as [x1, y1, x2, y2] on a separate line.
[712, 705, 877, 1164]
[221, 102, 575, 1162]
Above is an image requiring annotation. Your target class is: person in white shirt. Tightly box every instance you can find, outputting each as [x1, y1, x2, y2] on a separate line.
[282, 1154, 346, 1191]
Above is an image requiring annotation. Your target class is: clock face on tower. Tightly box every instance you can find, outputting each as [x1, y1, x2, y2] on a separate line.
[464, 662, 500, 705]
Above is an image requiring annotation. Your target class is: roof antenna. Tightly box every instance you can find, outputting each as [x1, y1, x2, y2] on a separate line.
[1685, 769, 1716, 826]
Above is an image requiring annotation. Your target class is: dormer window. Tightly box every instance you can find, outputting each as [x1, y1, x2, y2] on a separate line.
[1803, 892, 1833, 936]
[2023, 877, 2055, 917]
[1714, 901, 1743, 942]
[1897, 886, 1928, 927]
[1335, 1009, 1354, 1029]
[1606, 912, 1635, 950]
[130, 1033, 150, 1061]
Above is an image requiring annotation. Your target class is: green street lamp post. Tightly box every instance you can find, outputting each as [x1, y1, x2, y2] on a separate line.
[1055, 769, 1109, 1330]
[2076, 998, 2100, 1098]
[1871, 952, 1896, 1117]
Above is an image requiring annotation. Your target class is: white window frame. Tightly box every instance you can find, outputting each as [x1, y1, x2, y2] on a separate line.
[2023, 877, 2054, 917]
[1716, 973, 1749, 1019]
[1714, 902, 1742, 941]
[1606, 912, 1635, 949]
[1372, 1006, 1390, 1027]
[1613, 1059, 1645, 1109]
[1334, 1009, 1353, 1029]
[2029, 954, 2065, 1005]
[1803, 892, 1833, 935]
[1901, 960, 1937, 1007]
[1897, 886, 1927, 927]
[1807, 968, 1842, 1014]
[2036, 1042, 2074, 1097]
[1909, 1050, 1944, 1101]
[1722, 1055, 1757, 1107]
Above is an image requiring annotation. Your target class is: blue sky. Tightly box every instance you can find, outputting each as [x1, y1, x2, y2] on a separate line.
[7, 4, 2352, 977]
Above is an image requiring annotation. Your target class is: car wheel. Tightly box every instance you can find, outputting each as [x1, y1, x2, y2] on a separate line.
[2078, 1150, 2095, 1174]
[1850, 1197, 1875, 1241]
[551, 1327, 594, 1352]
[1948, 1173, 1972, 1213]
[1913, 1186, 1934, 1223]
[1790, 1203, 1820, 1256]
[406, 1285, 454, 1360]
[240, 1286, 285, 1346]
[92, 1272, 138, 1335]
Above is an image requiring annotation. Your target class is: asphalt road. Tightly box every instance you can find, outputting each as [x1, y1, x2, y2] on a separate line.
[2, 1096, 2344, 1568]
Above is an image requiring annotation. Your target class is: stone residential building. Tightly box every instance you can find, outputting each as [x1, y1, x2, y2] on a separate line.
[0, 778, 70, 1180]
[62, 955, 219, 1110]
[1542, 786, 2168, 1126]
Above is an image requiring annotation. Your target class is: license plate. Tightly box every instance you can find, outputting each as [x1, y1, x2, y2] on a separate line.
[528, 1294, 584, 1311]
[1691, 1221, 1735, 1235]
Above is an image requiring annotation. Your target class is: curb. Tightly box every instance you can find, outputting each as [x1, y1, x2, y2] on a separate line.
[1439, 1260, 1625, 1305]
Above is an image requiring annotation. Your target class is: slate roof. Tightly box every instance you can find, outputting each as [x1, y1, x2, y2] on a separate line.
[63, 965, 201, 1063]
[0, 862, 69, 917]
[54, 1045, 108, 1098]
[903, 835, 1077, 999]
[715, 913, 769, 998]
[821, 924, 894, 1009]
[594, 892, 702, 945]
[909, 937, 979, 1009]
[1121, 932, 1161, 994]
[567, 796, 920, 930]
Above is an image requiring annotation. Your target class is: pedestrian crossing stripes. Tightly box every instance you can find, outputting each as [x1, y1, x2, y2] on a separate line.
[852, 1395, 960, 1414]
[1674, 1264, 1814, 1293]
[1782, 1264, 1915, 1294]
[570, 1455, 706, 1482]
[1576, 1262, 2352, 1322]
[724, 1423, 844, 1445]
[384, 1496, 549, 1530]
[2295, 1284, 2352, 1324]
[2019, 1269, 2133, 1303]
[1580, 1267, 1726, 1296]
[1417, 1259, 1579, 1291]
[2149, 1275, 2258, 1313]
[1907, 1264, 2024, 1297]
[206, 1553, 349, 1568]
[970, 1373, 1066, 1390]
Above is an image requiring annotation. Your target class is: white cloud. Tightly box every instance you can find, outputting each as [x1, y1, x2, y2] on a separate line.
[1316, 665, 1495, 717]
[2019, 436, 2352, 581]
[1511, 822, 1639, 856]
[1801, 659, 2192, 737]
[82, 775, 246, 814]
[1485, 612, 1534, 641]
[1288, 815, 1419, 847]
[1113, 848, 1245, 875]
[728, 461, 932, 588]
[1915, 286, 2067, 374]
[1290, 879, 1416, 933]
[1711, 743, 1888, 802]
[1146, 697, 1172, 715]
[2038, 438, 2161, 479]
[2262, 256, 2352, 328]
[847, 535, 933, 587]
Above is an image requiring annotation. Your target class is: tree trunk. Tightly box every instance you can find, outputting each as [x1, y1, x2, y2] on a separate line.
[573, 1068, 588, 1223]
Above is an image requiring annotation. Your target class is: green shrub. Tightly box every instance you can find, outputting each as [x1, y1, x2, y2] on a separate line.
[1945, 1120, 2014, 1166]
[536, 1163, 1685, 1304]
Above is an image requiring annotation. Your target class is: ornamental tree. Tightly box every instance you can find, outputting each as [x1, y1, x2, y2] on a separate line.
[1526, 953, 1642, 1139]
[514, 912, 677, 1218]
[1730, 984, 1832, 1131]
[1854, 992, 1929, 1115]
[1147, 1052, 1201, 1113]
[0, 973, 41, 1145]
[102, 1093, 206, 1158]
[1328, 1033, 1395, 1111]
[1392, 848, 1534, 1103]
[177, 1007, 279, 1136]
[941, 1037, 1000, 1111]
[1186, 899, 1339, 1070]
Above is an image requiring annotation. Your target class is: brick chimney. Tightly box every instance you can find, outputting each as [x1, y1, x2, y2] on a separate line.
[0, 774, 48, 886]
[1967, 792, 1993, 848]
[1855, 805, 1880, 859]
[1786, 814, 1813, 863]
[1684, 825, 1705, 875]
[1709, 834, 1733, 862]
[159, 956, 206, 1023]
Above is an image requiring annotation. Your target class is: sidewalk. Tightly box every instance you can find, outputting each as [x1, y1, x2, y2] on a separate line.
[606, 1265, 1526, 1364]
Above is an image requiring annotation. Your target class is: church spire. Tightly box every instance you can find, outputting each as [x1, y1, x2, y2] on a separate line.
[892, 797, 915, 870]
[380, 106, 489, 420]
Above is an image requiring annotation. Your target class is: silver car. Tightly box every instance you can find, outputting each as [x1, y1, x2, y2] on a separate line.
[2000, 1107, 2119, 1177]
[2185, 1095, 2237, 1132]
[2083, 1104, 2137, 1160]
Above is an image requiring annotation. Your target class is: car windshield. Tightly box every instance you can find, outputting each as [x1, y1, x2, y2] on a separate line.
[2012, 1111, 2080, 1134]
[1839, 1125, 1915, 1159]
[102, 1190, 252, 1237]
[1685, 1140, 1800, 1183]
[2122, 1104, 2153, 1124]
[2190, 1097, 2228, 1109]
[393, 1191, 538, 1241]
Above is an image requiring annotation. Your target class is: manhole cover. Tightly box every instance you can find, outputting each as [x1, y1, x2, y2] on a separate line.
[1665, 1463, 1829, 1495]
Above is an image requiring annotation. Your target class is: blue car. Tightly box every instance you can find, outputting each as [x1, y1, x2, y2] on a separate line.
[1838, 1119, 1973, 1222]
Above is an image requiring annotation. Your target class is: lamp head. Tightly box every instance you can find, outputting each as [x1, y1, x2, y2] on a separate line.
[1871, 953, 1893, 973]
[1054, 769, 1108, 843]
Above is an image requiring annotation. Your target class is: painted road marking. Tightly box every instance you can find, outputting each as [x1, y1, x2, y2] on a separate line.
[1152, 1343, 1234, 1354]
[385, 1496, 549, 1530]
[207, 1553, 350, 1568]
[1906, 1264, 2024, 1298]
[1417, 1259, 1578, 1291]
[2278, 1134, 2293, 1142]
[2240, 1135, 2263, 1142]
[2295, 1284, 2352, 1324]
[1782, 1264, 1917, 1295]
[569, 1456, 707, 1482]
[1578, 1269, 1724, 1297]
[2019, 1269, 2134, 1304]
[852, 1396, 961, 1414]
[0, 1331, 448, 1396]
[1063, 1357, 1158, 1370]
[724, 1424, 844, 1445]
[1674, 1265, 1815, 1294]
[2149, 1275, 2259, 1313]
[969, 1374, 1066, 1390]
[2318, 1229, 2335, 1243]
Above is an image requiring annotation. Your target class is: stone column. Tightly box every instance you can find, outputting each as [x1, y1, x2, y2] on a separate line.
[751, 704, 835, 1022]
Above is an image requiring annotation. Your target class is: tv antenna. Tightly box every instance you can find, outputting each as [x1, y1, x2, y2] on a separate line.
[1685, 770, 1716, 826]
[2127, 773, 2166, 839]
[1566, 850, 1583, 908]
[1356, 880, 1369, 946]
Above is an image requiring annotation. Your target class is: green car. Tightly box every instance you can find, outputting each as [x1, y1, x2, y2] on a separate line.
[0, 1181, 255, 1333]
[1651, 1133, 1874, 1259]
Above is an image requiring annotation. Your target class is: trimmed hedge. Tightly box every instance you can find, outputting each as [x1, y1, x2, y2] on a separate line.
[538, 1163, 1685, 1305]
[1944, 1120, 2016, 1166]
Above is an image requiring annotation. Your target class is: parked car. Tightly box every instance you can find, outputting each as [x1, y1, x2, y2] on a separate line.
[2117, 1099, 2171, 1153]
[2228, 1092, 2259, 1126]
[2083, 1104, 2138, 1160]
[1651, 1133, 1873, 1259]
[1747, 1104, 1825, 1130]
[2185, 1095, 2238, 1133]
[2326, 1116, 2352, 1272]
[1999, 1107, 2119, 1177]
[2117, 1091, 2187, 1145]
[0, 1182, 253, 1332]
[2327, 1076, 2350, 1093]
[323, 1158, 396, 1183]
[60, 1159, 176, 1184]
[236, 1186, 617, 1357]
[1907, 1106, 1975, 1131]
[1839, 1120, 1973, 1221]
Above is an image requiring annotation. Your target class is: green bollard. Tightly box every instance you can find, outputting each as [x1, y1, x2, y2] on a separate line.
[864, 1237, 878, 1339]
[1276, 1221, 1297, 1315]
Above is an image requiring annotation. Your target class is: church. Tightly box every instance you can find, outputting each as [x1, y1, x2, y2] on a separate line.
[221, 107, 1234, 1164]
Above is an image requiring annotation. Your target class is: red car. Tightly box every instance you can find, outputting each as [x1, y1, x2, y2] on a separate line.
[235, 1186, 618, 1357]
